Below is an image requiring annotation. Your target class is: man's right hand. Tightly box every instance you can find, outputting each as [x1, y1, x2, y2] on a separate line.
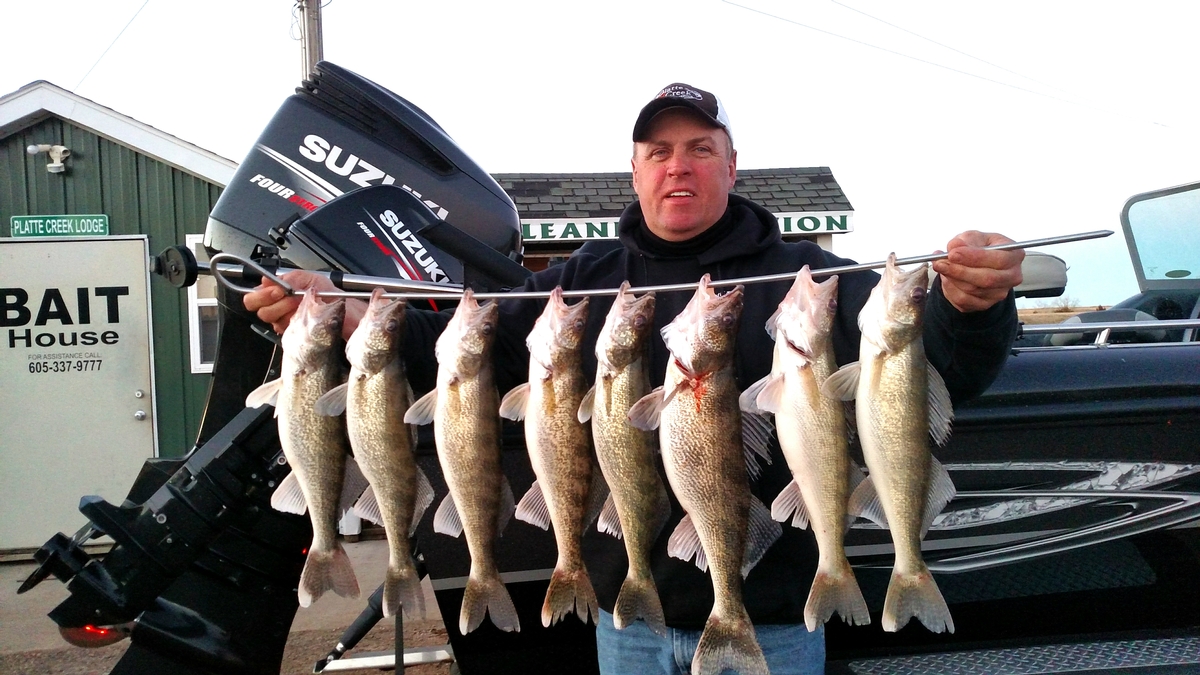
[243, 271, 363, 337]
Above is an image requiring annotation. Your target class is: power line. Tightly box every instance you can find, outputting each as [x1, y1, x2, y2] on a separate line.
[828, 0, 1068, 95]
[75, 0, 152, 92]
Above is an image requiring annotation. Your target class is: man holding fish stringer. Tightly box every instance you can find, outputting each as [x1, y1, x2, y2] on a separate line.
[246, 83, 1023, 674]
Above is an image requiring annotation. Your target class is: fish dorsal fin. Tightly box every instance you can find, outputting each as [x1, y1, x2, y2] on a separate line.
[742, 412, 776, 480]
[754, 374, 787, 415]
[499, 383, 530, 421]
[577, 385, 596, 423]
[584, 466, 610, 530]
[627, 386, 666, 431]
[433, 493, 463, 538]
[597, 494, 623, 540]
[246, 379, 283, 411]
[743, 496, 783, 578]
[922, 457, 956, 537]
[515, 480, 551, 530]
[412, 466, 435, 537]
[314, 383, 349, 417]
[270, 471, 308, 515]
[770, 479, 809, 530]
[498, 476, 516, 537]
[352, 486, 382, 525]
[821, 362, 860, 401]
[927, 363, 954, 446]
[404, 389, 438, 425]
[847, 475, 888, 529]
[339, 457, 371, 516]
[667, 514, 708, 573]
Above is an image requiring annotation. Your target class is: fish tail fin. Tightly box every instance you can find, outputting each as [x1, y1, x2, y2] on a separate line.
[298, 544, 360, 607]
[383, 562, 426, 621]
[612, 573, 666, 636]
[461, 568, 520, 634]
[805, 559, 870, 631]
[882, 567, 954, 634]
[692, 608, 769, 675]
[542, 565, 599, 628]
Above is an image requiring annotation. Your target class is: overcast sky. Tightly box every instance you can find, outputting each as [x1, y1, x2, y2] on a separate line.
[4, 1, 1198, 306]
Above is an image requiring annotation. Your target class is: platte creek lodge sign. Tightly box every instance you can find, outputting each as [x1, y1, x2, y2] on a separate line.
[520, 211, 853, 242]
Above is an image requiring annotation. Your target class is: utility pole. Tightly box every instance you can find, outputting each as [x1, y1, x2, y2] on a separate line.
[298, 0, 323, 81]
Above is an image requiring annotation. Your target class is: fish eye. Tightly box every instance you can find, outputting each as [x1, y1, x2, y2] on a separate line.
[721, 313, 735, 328]
[385, 319, 399, 332]
[911, 287, 927, 303]
[481, 322, 494, 336]
[574, 319, 585, 331]
[828, 299, 838, 312]
[633, 315, 647, 328]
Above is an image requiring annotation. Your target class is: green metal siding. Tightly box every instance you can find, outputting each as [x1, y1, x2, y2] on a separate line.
[1, 117, 221, 457]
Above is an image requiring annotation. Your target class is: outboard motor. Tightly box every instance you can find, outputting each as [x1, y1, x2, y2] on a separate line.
[206, 60, 524, 280]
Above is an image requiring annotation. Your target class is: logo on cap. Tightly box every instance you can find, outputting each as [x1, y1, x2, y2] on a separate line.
[657, 85, 703, 101]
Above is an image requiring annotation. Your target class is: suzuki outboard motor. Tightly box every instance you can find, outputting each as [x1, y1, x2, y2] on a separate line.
[206, 60, 523, 282]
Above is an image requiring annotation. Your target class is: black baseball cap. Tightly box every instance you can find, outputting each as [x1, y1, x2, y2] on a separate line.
[632, 83, 733, 143]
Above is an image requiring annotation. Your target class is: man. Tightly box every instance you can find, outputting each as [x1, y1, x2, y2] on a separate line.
[246, 83, 1023, 674]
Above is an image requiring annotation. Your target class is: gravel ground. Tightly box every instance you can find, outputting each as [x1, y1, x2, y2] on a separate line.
[0, 620, 452, 675]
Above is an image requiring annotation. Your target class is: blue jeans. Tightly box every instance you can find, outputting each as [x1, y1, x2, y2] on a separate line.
[595, 608, 825, 675]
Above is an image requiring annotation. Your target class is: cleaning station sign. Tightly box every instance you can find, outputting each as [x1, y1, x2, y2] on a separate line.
[0, 236, 157, 549]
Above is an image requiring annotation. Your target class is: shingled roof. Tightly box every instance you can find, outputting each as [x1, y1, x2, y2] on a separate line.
[491, 166, 852, 220]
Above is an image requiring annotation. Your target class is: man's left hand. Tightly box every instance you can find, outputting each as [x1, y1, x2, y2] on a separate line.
[931, 231, 1024, 313]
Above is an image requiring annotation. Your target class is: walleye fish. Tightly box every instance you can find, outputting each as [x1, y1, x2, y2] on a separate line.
[629, 275, 781, 675]
[245, 289, 360, 607]
[500, 287, 605, 628]
[405, 290, 519, 634]
[823, 254, 956, 634]
[577, 282, 669, 635]
[315, 288, 434, 620]
[741, 267, 870, 631]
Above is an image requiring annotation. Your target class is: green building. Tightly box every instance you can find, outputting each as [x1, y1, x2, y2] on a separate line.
[0, 81, 234, 459]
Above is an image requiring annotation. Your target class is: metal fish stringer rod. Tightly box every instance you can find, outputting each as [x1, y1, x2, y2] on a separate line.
[206, 230, 1112, 302]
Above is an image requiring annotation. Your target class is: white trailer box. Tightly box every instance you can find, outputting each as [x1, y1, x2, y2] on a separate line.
[0, 236, 157, 550]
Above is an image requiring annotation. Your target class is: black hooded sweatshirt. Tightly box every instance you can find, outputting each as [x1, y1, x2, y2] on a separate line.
[403, 193, 1017, 628]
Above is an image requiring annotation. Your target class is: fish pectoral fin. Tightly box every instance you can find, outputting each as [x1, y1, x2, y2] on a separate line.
[433, 494, 464, 538]
[498, 476, 516, 537]
[583, 466, 611, 530]
[411, 467, 436, 537]
[845, 463, 868, 532]
[314, 383, 349, 416]
[741, 412, 776, 480]
[755, 374, 787, 414]
[847, 476, 888, 529]
[739, 374, 770, 413]
[578, 386, 596, 423]
[922, 457, 957, 537]
[627, 386, 666, 431]
[339, 456, 371, 515]
[270, 471, 308, 515]
[926, 362, 955, 447]
[821, 362, 861, 401]
[352, 486, 383, 525]
[245, 378, 283, 409]
[770, 479, 810, 530]
[597, 494, 623, 540]
[743, 496, 783, 578]
[667, 514, 708, 573]
[499, 383, 531, 421]
[515, 480, 551, 531]
[405, 389, 438, 425]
